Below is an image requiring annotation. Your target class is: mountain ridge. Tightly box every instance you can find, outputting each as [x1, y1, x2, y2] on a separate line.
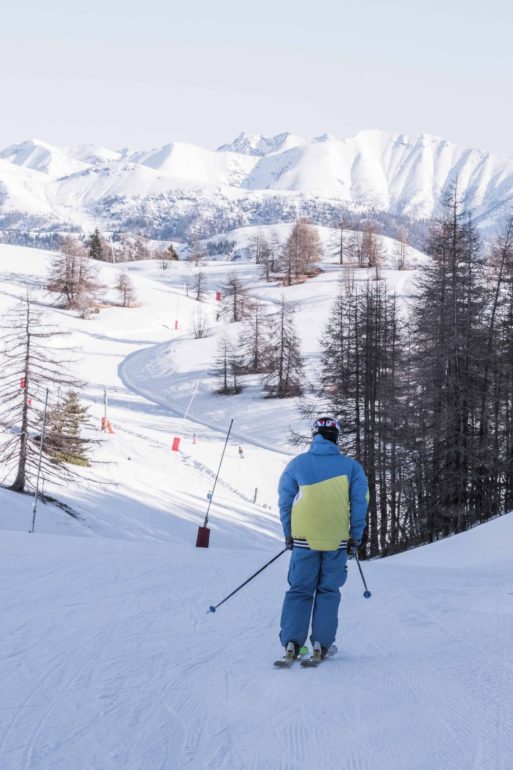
[1, 130, 512, 240]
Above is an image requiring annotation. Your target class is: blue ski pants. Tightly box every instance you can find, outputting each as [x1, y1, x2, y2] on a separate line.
[279, 548, 348, 649]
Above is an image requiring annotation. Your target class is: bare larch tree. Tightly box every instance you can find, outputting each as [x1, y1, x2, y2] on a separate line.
[219, 273, 249, 323]
[46, 235, 101, 315]
[0, 295, 83, 492]
[262, 297, 304, 398]
[116, 271, 137, 307]
[282, 219, 323, 285]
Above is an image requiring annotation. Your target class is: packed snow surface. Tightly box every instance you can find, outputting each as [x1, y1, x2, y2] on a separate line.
[1, 244, 512, 770]
[2, 508, 512, 770]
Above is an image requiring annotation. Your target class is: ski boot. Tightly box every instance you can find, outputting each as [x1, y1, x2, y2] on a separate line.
[274, 641, 301, 668]
[301, 641, 326, 667]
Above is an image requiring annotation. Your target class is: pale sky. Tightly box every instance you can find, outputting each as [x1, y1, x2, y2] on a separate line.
[1, 0, 512, 157]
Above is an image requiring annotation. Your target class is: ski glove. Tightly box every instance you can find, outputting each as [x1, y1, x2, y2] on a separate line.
[285, 536, 294, 550]
[347, 538, 360, 559]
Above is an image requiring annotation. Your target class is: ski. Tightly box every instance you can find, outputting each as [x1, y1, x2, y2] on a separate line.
[274, 644, 309, 668]
[300, 643, 337, 668]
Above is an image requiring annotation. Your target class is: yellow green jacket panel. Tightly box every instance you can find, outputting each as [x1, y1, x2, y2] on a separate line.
[278, 435, 369, 551]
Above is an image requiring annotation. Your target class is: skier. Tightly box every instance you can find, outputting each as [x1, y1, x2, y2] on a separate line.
[238, 445, 244, 459]
[278, 416, 369, 662]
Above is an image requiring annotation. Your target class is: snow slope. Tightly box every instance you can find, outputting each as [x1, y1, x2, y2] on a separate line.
[1, 130, 513, 236]
[1, 494, 512, 770]
[1, 243, 512, 769]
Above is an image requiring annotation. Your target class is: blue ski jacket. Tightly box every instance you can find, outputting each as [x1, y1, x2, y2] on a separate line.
[278, 434, 369, 551]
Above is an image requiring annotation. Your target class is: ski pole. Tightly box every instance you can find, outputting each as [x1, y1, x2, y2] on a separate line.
[208, 548, 287, 613]
[196, 418, 233, 548]
[30, 388, 49, 534]
[354, 552, 372, 598]
[203, 418, 233, 529]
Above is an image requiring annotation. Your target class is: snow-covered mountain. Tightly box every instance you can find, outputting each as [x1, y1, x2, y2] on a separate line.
[0, 139, 87, 177]
[1, 130, 513, 240]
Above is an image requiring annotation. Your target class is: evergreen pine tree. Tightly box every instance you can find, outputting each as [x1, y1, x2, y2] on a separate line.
[158, 243, 179, 269]
[167, 243, 179, 261]
[88, 228, 107, 261]
[45, 390, 92, 466]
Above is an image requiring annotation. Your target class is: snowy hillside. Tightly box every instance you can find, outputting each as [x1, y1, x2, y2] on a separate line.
[1, 242, 512, 769]
[1, 130, 513, 239]
[2, 488, 512, 769]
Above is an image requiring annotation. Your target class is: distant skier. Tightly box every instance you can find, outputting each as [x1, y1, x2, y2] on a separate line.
[238, 445, 244, 459]
[278, 416, 369, 661]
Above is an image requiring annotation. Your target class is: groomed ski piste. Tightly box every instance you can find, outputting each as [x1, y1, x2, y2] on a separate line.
[1, 238, 512, 770]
